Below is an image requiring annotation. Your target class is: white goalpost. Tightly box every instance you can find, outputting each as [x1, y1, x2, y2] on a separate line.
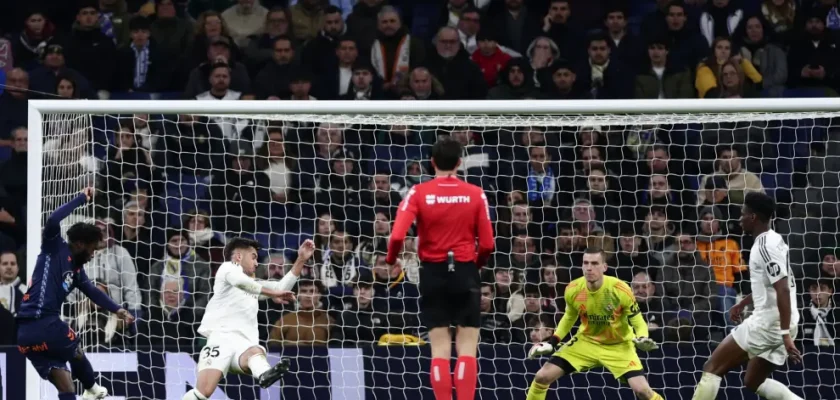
[24, 99, 840, 400]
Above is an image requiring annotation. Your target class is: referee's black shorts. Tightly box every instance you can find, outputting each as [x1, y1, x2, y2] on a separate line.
[418, 261, 481, 329]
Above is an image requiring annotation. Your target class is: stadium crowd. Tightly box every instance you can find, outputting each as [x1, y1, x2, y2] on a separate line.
[0, 0, 838, 352]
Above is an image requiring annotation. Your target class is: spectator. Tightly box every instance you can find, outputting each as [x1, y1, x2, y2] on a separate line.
[761, 0, 796, 45]
[317, 37, 359, 99]
[399, 67, 445, 99]
[643, 145, 695, 208]
[99, 0, 132, 45]
[497, 202, 541, 242]
[183, 210, 227, 273]
[801, 279, 838, 347]
[356, 211, 391, 266]
[346, 0, 386, 56]
[440, 0, 475, 30]
[509, 234, 541, 273]
[340, 60, 386, 100]
[660, 232, 717, 333]
[538, 259, 570, 312]
[290, 0, 326, 42]
[735, 15, 788, 97]
[575, 32, 634, 99]
[487, 58, 539, 99]
[196, 61, 243, 102]
[104, 122, 154, 201]
[301, 6, 346, 79]
[64, 1, 117, 94]
[698, 146, 764, 205]
[333, 272, 391, 344]
[288, 69, 317, 100]
[604, 6, 643, 67]
[29, 44, 95, 98]
[787, 7, 838, 92]
[159, 114, 225, 177]
[491, 266, 526, 323]
[222, 0, 269, 46]
[614, 226, 657, 282]
[243, 7, 295, 75]
[426, 27, 487, 100]
[73, 283, 129, 348]
[364, 172, 403, 215]
[0, 127, 27, 250]
[83, 219, 142, 318]
[138, 275, 199, 349]
[254, 36, 296, 99]
[638, 172, 691, 224]
[269, 280, 332, 347]
[695, 36, 762, 98]
[56, 75, 82, 99]
[526, 36, 560, 88]
[255, 126, 316, 205]
[0, 69, 28, 139]
[698, 176, 744, 237]
[577, 166, 622, 236]
[150, 0, 194, 58]
[315, 230, 362, 296]
[635, 36, 695, 99]
[206, 141, 272, 234]
[10, 10, 56, 71]
[696, 206, 746, 330]
[115, 16, 171, 92]
[479, 282, 515, 344]
[115, 196, 165, 282]
[456, 7, 496, 56]
[539, 59, 583, 99]
[699, 0, 745, 46]
[632, 271, 678, 344]
[371, 6, 426, 96]
[528, 314, 557, 344]
[642, 207, 678, 266]
[471, 32, 513, 89]
[554, 222, 585, 268]
[660, 1, 709, 71]
[0, 251, 24, 314]
[540, 0, 585, 65]
[370, 253, 420, 317]
[148, 229, 213, 319]
[706, 59, 760, 98]
[317, 149, 365, 223]
[312, 212, 337, 264]
[185, 36, 251, 99]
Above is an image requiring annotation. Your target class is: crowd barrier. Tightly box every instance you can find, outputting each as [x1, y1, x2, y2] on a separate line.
[1, 344, 837, 399]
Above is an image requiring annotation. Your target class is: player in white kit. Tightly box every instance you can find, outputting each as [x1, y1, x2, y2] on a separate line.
[182, 237, 316, 400]
[692, 192, 803, 400]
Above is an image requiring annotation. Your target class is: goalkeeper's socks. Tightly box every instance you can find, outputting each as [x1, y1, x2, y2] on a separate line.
[454, 355, 477, 400]
[526, 380, 550, 400]
[430, 357, 452, 400]
[650, 391, 664, 400]
[691, 372, 722, 400]
[58, 393, 76, 400]
[247, 353, 272, 378]
[182, 389, 208, 400]
[756, 378, 804, 400]
[70, 353, 97, 389]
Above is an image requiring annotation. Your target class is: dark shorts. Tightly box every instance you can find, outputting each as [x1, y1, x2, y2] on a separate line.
[418, 261, 481, 329]
[17, 317, 80, 379]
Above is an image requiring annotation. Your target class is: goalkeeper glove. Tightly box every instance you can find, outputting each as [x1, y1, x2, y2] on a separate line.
[527, 342, 556, 359]
[633, 337, 659, 352]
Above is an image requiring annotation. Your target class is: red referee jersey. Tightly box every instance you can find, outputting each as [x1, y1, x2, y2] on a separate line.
[386, 176, 495, 268]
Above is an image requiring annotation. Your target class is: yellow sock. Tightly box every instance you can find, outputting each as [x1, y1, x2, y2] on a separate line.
[649, 391, 664, 400]
[526, 380, 550, 400]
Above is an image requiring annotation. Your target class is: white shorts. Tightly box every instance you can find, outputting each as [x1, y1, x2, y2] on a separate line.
[197, 332, 266, 375]
[730, 316, 798, 366]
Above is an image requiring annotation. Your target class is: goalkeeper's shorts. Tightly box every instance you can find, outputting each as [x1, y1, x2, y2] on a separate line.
[549, 338, 644, 382]
[418, 261, 481, 329]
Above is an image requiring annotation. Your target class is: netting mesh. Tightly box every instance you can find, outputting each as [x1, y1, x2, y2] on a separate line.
[36, 110, 840, 399]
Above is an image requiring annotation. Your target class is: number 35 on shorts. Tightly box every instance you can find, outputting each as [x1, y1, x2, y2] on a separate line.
[200, 346, 221, 367]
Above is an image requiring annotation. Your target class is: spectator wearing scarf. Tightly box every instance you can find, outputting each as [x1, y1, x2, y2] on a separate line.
[802, 280, 838, 347]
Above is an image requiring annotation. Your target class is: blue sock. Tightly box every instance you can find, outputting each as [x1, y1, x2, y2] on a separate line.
[59, 392, 76, 400]
[70, 353, 97, 389]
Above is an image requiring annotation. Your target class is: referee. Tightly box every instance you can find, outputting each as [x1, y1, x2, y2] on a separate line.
[386, 137, 495, 400]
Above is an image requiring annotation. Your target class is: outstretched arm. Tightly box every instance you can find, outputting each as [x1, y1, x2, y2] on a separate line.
[44, 188, 93, 240]
[222, 265, 295, 303]
[260, 239, 316, 297]
[76, 270, 121, 314]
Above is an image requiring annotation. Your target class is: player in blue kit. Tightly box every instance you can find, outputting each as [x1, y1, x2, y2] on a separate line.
[16, 187, 135, 400]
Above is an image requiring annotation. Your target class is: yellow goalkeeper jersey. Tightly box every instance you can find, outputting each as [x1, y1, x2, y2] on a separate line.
[553, 276, 648, 345]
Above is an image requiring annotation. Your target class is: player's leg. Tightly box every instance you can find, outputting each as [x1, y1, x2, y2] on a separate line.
[743, 354, 803, 399]
[48, 368, 76, 400]
[186, 338, 235, 399]
[601, 343, 663, 400]
[72, 347, 109, 400]
[428, 327, 454, 400]
[625, 376, 664, 400]
[691, 335, 750, 400]
[451, 266, 482, 400]
[526, 358, 569, 400]
[183, 369, 224, 400]
[237, 345, 291, 388]
[420, 265, 456, 400]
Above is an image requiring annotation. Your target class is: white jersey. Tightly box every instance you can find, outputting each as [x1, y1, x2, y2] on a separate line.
[748, 229, 799, 327]
[198, 262, 261, 343]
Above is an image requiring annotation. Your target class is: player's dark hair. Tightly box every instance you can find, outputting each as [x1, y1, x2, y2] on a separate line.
[431, 137, 462, 171]
[744, 191, 776, 222]
[223, 237, 261, 260]
[66, 222, 103, 245]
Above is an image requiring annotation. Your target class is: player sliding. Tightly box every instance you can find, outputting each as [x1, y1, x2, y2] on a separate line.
[183, 237, 315, 400]
[691, 192, 803, 400]
[526, 248, 664, 400]
[16, 187, 135, 400]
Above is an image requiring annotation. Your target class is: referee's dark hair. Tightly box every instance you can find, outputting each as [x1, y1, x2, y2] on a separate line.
[224, 237, 261, 260]
[743, 191, 776, 222]
[66, 222, 103, 245]
[431, 136, 463, 171]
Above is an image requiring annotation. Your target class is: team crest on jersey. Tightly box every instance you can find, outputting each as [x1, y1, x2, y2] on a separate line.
[62, 271, 74, 293]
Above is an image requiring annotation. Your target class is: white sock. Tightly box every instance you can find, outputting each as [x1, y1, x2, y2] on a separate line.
[182, 389, 208, 400]
[756, 378, 804, 400]
[692, 372, 722, 400]
[248, 353, 272, 378]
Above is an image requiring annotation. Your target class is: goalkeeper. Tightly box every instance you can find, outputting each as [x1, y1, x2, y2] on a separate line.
[526, 248, 664, 400]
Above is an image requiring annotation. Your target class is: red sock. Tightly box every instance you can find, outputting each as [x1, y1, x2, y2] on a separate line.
[430, 358, 452, 400]
[454, 355, 477, 400]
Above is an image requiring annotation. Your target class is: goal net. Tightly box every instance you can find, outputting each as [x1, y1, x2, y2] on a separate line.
[25, 100, 840, 400]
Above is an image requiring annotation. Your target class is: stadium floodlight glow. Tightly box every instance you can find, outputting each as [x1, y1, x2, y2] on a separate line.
[25, 98, 840, 400]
